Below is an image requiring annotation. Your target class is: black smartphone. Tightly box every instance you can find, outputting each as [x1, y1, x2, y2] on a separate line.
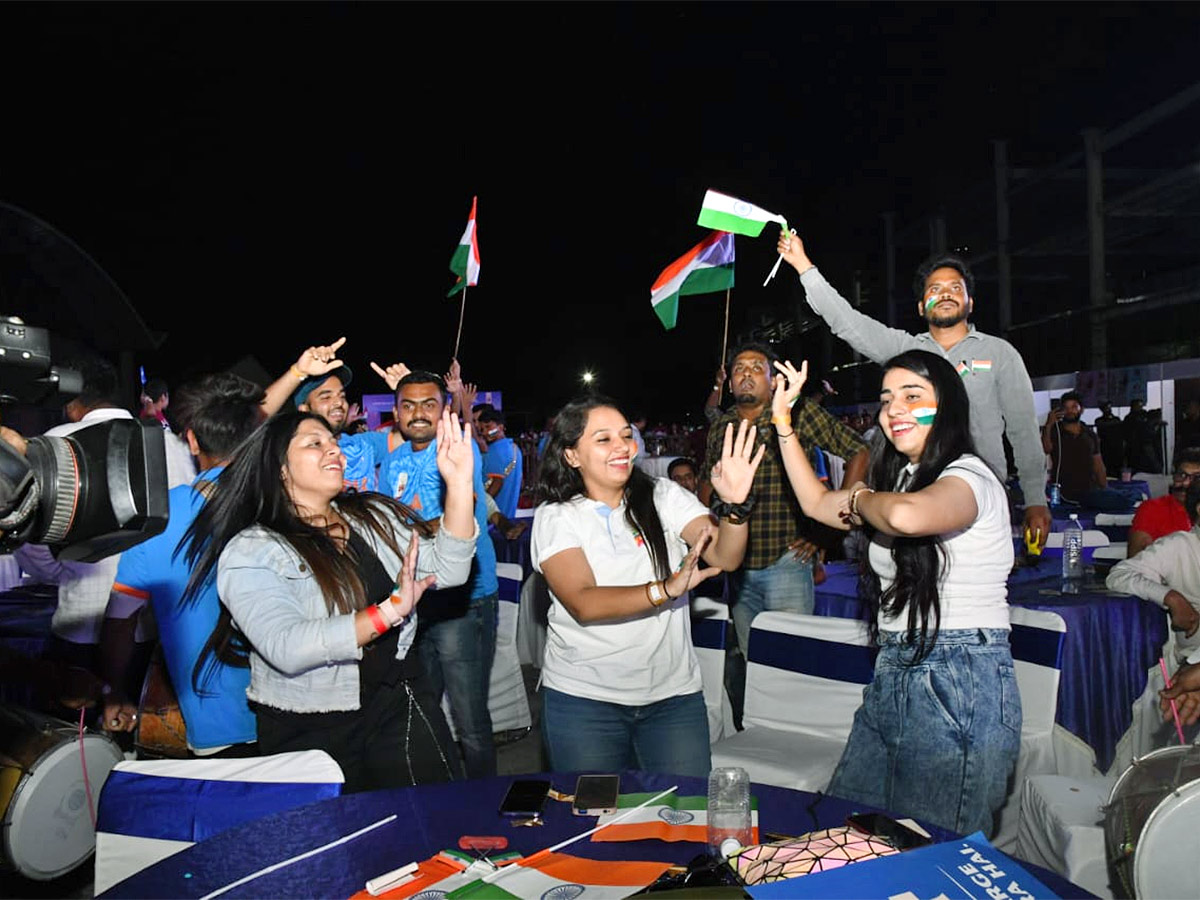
[498, 779, 551, 818]
[846, 812, 932, 850]
[572, 773, 621, 816]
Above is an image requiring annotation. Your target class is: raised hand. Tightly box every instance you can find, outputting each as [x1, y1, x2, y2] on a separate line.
[370, 361, 412, 392]
[295, 337, 347, 378]
[776, 228, 814, 274]
[709, 418, 766, 505]
[663, 526, 722, 600]
[771, 359, 808, 424]
[444, 358, 464, 395]
[388, 537, 437, 620]
[460, 382, 478, 412]
[435, 405, 474, 486]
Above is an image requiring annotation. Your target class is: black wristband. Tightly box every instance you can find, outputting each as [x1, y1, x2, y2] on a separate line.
[711, 494, 756, 522]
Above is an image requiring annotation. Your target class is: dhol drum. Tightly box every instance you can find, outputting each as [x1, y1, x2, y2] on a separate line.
[1104, 743, 1200, 898]
[0, 702, 124, 880]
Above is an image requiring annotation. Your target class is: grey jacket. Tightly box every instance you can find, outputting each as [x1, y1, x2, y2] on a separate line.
[799, 267, 1047, 507]
[218, 503, 476, 713]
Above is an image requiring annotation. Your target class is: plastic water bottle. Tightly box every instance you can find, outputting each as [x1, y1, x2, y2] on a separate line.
[707, 766, 752, 858]
[1061, 513, 1084, 594]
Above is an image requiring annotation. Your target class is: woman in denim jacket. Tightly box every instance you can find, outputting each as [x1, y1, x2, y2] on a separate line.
[182, 408, 477, 791]
[769, 350, 1020, 837]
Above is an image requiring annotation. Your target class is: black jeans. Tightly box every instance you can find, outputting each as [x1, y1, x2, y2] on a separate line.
[255, 674, 463, 793]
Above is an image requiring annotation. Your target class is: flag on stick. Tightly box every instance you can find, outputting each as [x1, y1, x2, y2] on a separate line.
[447, 196, 480, 297]
[697, 189, 786, 237]
[650, 231, 735, 329]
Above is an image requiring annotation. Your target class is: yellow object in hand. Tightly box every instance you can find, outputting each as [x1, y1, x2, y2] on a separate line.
[1024, 527, 1042, 557]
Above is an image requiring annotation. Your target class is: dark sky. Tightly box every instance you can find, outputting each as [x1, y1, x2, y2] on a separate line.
[1, 2, 1197, 427]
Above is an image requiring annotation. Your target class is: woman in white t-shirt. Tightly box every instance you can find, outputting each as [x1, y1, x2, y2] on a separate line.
[769, 349, 1020, 837]
[531, 397, 763, 777]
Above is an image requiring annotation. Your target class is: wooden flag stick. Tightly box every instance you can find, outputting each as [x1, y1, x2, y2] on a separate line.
[452, 283, 468, 360]
[718, 287, 731, 405]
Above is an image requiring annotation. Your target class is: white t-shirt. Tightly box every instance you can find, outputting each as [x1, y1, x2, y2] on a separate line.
[869, 454, 1012, 633]
[531, 478, 708, 704]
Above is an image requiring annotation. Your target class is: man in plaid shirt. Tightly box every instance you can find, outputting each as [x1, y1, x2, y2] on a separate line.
[701, 341, 869, 662]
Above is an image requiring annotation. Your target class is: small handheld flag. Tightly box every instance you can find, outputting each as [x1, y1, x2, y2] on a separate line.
[697, 189, 786, 237]
[650, 231, 735, 330]
[447, 196, 480, 298]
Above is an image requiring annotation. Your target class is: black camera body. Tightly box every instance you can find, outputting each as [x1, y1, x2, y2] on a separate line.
[0, 317, 168, 562]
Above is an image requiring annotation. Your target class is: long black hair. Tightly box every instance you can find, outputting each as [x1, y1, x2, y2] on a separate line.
[536, 395, 672, 581]
[180, 411, 432, 693]
[860, 349, 979, 661]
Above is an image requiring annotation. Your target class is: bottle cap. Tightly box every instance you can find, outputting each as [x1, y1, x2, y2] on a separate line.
[720, 837, 742, 858]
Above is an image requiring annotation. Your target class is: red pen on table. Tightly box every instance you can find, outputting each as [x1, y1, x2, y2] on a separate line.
[1160, 656, 1187, 745]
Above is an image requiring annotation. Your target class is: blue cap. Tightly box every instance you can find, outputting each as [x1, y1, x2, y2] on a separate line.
[294, 365, 353, 408]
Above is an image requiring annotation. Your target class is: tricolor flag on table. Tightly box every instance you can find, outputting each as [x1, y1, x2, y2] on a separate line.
[650, 230, 735, 329]
[697, 189, 787, 237]
[447, 195, 480, 297]
[591, 792, 759, 844]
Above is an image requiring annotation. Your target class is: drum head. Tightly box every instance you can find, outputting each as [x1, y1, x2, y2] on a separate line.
[1134, 778, 1200, 899]
[3, 731, 124, 880]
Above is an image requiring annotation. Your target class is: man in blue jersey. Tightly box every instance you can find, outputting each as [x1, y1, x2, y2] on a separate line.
[478, 408, 524, 520]
[99, 373, 266, 755]
[381, 369, 498, 778]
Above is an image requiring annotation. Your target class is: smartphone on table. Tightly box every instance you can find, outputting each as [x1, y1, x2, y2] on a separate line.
[498, 778, 551, 818]
[572, 773, 621, 816]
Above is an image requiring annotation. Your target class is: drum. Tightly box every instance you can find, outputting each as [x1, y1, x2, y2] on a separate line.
[0, 702, 124, 880]
[1104, 743, 1200, 898]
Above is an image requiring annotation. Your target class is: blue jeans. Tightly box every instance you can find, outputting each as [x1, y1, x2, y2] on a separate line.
[541, 688, 711, 778]
[414, 590, 498, 778]
[828, 628, 1022, 837]
[730, 551, 815, 659]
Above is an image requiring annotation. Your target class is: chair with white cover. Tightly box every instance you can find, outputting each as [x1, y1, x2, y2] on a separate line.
[689, 593, 735, 743]
[1091, 543, 1127, 562]
[710, 611, 875, 791]
[515, 571, 550, 669]
[488, 562, 533, 733]
[991, 606, 1068, 853]
[1016, 773, 1113, 898]
[94, 750, 345, 895]
[1133, 472, 1169, 499]
[1093, 512, 1134, 528]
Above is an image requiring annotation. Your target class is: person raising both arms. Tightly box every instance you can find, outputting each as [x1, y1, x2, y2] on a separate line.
[777, 230, 1051, 552]
[768, 350, 1020, 838]
[532, 396, 763, 778]
[180, 407, 477, 792]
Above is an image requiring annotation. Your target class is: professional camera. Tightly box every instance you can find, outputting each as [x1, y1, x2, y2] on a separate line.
[0, 317, 168, 562]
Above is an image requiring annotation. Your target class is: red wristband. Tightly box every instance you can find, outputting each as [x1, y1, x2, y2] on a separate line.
[365, 604, 389, 636]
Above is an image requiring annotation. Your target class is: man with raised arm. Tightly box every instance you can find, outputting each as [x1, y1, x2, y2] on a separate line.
[778, 232, 1051, 549]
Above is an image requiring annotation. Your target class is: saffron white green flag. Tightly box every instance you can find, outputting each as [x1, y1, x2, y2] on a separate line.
[592, 792, 759, 844]
[442, 852, 672, 899]
[447, 195, 480, 297]
[650, 230, 735, 330]
[697, 189, 786, 237]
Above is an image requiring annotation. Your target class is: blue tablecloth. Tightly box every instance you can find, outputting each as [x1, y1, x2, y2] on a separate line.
[100, 771, 1088, 899]
[815, 561, 1166, 772]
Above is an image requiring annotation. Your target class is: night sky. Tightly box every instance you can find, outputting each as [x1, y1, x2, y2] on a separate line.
[1, 2, 1197, 428]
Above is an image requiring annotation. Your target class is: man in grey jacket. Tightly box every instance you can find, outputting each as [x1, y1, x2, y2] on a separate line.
[777, 232, 1051, 549]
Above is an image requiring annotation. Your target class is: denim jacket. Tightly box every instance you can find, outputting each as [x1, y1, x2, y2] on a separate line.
[217, 503, 476, 713]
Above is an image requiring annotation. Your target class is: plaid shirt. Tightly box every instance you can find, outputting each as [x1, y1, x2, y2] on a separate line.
[705, 399, 868, 570]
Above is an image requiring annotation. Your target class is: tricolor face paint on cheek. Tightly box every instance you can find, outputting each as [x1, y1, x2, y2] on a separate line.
[912, 406, 937, 426]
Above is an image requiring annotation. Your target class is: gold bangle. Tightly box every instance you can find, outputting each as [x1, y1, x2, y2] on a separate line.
[850, 487, 875, 518]
[646, 580, 667, 607]
[771, 416, 791, 428]
[291, 364, 306, 380]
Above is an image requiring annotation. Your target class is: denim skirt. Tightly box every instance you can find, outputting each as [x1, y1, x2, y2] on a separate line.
[827, 627, 1022, 836]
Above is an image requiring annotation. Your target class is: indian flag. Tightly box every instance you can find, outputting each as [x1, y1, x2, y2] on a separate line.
[697, 189, 786, 237]
[650, 231, 735, 330]
[912, 406, 937, 426]
[592, 792, 759, 844]
[447, 195, 480, 297]
[445, 853, 671, 900]
[971, 359, 992, 372]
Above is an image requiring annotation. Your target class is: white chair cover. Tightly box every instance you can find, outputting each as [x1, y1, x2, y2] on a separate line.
[489, 562, 532, 732]
[689, 595, 735, 743]
[94, 750, 344, 895]
[710, 611, 873, 792]
[1016, 773, 1113, 899]
[1094, 512, 1134, 527]
[992, 606, 1068, 853]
